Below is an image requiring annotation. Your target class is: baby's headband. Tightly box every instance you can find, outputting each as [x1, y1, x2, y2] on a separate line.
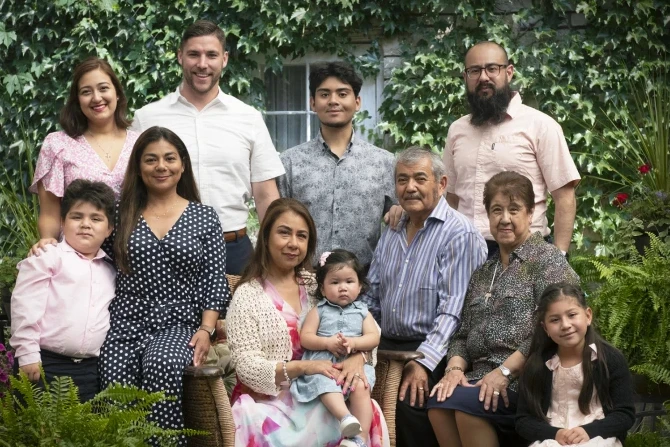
[319, 251, 332, 267]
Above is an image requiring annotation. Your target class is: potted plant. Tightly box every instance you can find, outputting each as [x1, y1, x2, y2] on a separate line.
[0, 369, 206, 446]
[578, 72, 670, 255]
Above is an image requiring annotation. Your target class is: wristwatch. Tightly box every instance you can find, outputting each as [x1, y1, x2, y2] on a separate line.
[498, 365, 512, 379]
[199, 325, 216, 340]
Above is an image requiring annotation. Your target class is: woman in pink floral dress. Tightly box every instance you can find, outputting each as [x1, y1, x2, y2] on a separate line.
[226, 198, 390, 447]
[29, 56, 138, 254]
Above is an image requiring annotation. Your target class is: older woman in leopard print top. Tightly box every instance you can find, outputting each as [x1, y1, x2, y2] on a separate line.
[426, 172, 579, 447]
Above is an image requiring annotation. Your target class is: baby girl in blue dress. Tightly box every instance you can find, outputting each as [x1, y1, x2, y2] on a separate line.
[291, 249, 379, 447]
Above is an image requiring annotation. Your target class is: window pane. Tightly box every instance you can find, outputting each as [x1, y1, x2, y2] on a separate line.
[265, 115, 307, 152]
[265, 66, 306, 112]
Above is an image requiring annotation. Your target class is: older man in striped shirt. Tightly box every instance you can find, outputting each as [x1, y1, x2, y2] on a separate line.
[362, 146, 487, 447]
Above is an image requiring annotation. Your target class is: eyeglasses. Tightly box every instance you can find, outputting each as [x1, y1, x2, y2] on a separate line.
[464, 64, 509, 80]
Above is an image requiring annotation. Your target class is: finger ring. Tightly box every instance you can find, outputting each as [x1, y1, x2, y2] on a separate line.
[418, 387, 424, 391]
[354, 373, 360, 377]
[493, 390, 500, 396]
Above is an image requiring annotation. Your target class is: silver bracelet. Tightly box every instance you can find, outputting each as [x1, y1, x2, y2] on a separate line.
[282, 360, 291, 383]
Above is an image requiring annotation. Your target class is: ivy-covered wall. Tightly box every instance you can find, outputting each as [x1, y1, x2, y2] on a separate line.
[1, 0, 668, 250]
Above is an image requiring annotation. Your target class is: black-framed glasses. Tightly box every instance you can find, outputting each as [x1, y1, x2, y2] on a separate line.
[464, 64, 508, 79]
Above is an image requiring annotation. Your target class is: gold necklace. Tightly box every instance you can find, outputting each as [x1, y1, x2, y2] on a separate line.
[150, 201, 178, 220]
[86, 130, 114, 163]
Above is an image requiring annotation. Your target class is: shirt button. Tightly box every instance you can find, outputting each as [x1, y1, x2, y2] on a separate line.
[392, 308, 396, 312]
[398, 284, 402, 288]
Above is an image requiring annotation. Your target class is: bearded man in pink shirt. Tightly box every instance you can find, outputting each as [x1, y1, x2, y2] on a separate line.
[10, 179, 116, 401]
[443, 42, 580, 258]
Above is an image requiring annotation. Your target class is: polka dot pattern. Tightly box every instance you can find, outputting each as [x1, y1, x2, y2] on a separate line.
[99, 202, 230, 443]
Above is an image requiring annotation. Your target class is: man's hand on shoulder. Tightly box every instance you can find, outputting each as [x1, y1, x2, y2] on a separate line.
[398, 359, 429, 408]
[383, 205, 404, 231]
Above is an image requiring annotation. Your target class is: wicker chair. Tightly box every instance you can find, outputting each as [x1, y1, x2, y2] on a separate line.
[370, 350, 424, 447]
[183, 274, 424, 447]
[184, 274, 240, 447]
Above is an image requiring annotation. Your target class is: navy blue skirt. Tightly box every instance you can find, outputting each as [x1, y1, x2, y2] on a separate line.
[427, 381, 525, 444]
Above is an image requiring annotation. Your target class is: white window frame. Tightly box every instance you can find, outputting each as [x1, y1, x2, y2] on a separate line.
[261, 51, 384, 150]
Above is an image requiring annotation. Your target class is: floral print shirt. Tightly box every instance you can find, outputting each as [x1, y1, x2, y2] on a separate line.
[277, 131, 396, 267]
[447, 232, 579, 392]
[30, 130, 139, 199]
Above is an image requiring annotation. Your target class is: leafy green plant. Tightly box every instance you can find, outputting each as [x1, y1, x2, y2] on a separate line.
[0, 135, 39, 258]
[575, 74, 670, 253]
[2, 0, 670, 257]
[0, 257, 20, 321]
[0, 257, 20, 292]
[624, 400, 670, 446]
[588, 234, 670, 386]
[0, 370, 206, 446]
[0, 344, 13, 398]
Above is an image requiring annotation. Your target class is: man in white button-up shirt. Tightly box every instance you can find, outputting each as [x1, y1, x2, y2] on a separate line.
[132, 20, 285, 274]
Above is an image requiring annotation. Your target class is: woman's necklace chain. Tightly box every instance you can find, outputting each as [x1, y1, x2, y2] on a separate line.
[151, 201, 178, 220]
[484, 260, 509, 304]
[87, 130, 114, 163]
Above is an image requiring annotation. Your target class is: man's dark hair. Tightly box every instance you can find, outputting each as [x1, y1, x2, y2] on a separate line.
[61, 179, 115, 224]
[309, 61, 363, 97]
[181, 20, 226, 50]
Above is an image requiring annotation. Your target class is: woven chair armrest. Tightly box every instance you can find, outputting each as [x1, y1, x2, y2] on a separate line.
[184, 365, 225, 377]
[377, 350, 424, 363]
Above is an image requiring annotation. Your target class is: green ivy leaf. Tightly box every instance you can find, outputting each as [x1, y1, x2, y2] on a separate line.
[0, 23, 17, 48]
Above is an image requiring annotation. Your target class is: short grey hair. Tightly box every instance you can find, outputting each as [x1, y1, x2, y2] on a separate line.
[395, 146, 446, 180]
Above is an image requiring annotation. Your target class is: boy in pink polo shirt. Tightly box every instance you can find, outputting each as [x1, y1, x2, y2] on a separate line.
[11, 179, 116, 401]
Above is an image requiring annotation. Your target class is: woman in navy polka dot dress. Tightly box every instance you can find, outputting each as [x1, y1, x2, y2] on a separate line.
[99, 126, 230, 442]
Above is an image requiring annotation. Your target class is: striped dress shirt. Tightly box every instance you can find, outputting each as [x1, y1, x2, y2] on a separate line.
[362, 197, 487, 371]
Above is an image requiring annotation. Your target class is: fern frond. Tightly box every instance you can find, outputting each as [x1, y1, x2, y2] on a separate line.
[631, 364, 670, 386]
[588, 236, 670, 386]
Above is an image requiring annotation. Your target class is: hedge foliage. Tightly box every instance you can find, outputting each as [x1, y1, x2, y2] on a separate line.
[1, 0, 669, 251]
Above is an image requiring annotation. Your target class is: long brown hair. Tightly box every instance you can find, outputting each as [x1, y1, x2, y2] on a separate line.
[519, 282, 613, 421]
[60, 56, 131, 138]
[114, 126, 200, 274]
[239, 198, 317, 286]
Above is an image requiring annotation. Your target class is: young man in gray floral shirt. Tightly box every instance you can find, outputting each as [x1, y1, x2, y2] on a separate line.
[277, 61, 398, 269]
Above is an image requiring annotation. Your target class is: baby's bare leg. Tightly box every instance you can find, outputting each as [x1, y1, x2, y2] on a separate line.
[320, 392, 350, 420]
[348, 382, 372, 442]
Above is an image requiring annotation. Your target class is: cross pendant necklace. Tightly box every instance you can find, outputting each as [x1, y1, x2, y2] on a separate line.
[484, 261, 505, 304]
[87, 131, 112, 163]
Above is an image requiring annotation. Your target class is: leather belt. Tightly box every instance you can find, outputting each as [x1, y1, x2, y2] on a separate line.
[224, 227, 247, 242]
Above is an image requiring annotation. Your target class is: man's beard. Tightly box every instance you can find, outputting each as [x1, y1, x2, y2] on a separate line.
[467, 83, 513, 126]
[185, 71, 220, 95]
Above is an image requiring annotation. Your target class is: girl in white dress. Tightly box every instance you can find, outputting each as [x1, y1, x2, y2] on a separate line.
[516, 282, 635, 446]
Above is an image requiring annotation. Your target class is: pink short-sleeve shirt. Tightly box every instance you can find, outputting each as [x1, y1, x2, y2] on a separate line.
[30, 130, 139, 199]
[443, 93, 580, 240]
